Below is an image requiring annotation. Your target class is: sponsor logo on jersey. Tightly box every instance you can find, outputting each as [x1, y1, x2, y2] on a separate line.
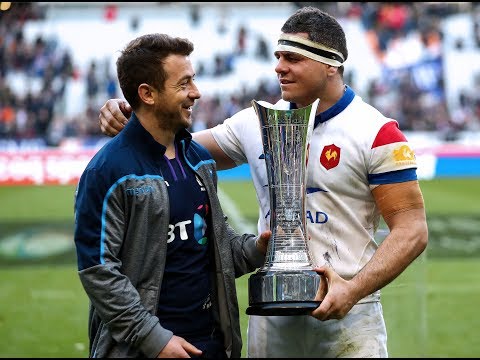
[320, 144, 341, 170]
[126, 185, 154, 196]
[167, 203, 209, 245]
[393, 144, 416, 164]
[193, 204, 208, 244]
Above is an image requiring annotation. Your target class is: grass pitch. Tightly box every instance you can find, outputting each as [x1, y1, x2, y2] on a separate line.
[225, 178, 480, 358]
[0, 178, 479, 357]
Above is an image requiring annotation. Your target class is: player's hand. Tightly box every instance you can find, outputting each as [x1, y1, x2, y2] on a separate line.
[99, 98, 132, 137]
[157, 335, 202, 358]
[310, 266, 358, 321]
[255, 230, 271, 255]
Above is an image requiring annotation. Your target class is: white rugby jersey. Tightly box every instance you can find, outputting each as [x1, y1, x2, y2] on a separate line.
[210, 86, 418, 302]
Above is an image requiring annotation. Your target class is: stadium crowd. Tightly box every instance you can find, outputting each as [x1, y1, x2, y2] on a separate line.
[1, 2, 479, 145]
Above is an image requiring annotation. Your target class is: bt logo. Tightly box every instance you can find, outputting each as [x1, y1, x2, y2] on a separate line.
[167, 204, 208, 245]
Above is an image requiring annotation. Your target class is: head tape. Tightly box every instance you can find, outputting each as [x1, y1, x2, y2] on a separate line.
[276, 33, 345, 67]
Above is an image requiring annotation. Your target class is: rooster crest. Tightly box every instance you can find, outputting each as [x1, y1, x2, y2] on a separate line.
[325, 149, 338, 161]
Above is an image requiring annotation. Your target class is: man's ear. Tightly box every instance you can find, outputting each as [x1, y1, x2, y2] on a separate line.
[326, 64, 338, 76]
[138, 83, 155, 105]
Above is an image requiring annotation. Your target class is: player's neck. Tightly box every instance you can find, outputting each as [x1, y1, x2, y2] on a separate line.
[316, 83, 346, 114]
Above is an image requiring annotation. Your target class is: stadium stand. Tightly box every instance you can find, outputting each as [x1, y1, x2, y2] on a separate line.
[1, 2, 480, 183]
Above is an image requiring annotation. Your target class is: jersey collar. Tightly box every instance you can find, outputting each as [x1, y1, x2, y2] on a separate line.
[290, 85, 355, 128]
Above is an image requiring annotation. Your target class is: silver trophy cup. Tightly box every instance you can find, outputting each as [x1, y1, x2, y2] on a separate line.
[246, 99, 321, 316]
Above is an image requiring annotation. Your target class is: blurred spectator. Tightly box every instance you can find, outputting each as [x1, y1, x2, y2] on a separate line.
[105, 74, 118, 99]
[236, 25, 247, 56]
[189, 4, 200, 27]
[130, 16, 140, 32]
[255, 35, 270, 61]
[103, 4, 117, 22]
[472, 8, 480, 49]
[0, 2, 479, 145]
[86, 61, 99, 101]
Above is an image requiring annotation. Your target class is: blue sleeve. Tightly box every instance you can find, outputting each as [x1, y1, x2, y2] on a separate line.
[368, 168, 418, 185]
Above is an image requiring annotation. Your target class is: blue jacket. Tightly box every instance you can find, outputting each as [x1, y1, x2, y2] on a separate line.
[74, 114, 264, 358]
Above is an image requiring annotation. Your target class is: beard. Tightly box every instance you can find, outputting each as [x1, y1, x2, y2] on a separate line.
[153, 106, 191, 133]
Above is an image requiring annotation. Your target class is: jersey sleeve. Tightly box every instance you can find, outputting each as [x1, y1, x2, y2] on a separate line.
[368, 120, 418, 186]
[209, 106, 257, 166]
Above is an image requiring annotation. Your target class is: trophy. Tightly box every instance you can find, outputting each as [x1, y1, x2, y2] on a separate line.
[246, 99, 321, 316]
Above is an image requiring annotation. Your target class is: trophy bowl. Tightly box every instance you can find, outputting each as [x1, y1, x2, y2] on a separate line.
[246, 99, 321, 316]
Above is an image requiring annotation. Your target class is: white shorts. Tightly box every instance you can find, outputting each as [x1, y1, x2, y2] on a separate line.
[247, 302, 388, 358]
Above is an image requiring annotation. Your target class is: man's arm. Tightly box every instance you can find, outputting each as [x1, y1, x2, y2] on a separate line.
[311, 180, 428, 320]
[99, 99, 132, 137]
[98, 99, 238, 171]
[193, 129, 237, 170]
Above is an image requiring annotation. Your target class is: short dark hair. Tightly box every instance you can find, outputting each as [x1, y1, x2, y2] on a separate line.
[116, 33, 194, 110]
[281, 6, 348, 74]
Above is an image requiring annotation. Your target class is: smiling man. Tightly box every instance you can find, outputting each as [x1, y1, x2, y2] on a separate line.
[73, 33, 270, 358]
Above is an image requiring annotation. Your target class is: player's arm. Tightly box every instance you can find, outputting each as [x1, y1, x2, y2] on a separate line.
[98, 99, 237, 171]
[353, 180, 428, 298]
[193, 130, 237, 170]
[99, 99, 132, 137]
[311, 180, 428, 320]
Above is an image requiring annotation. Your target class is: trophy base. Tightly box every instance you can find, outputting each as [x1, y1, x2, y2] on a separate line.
[247, 268, 321, 316]
[246, 301, 321, 316]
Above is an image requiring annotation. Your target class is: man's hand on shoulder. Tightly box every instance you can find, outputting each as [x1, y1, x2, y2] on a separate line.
[99, 99, 132, 137]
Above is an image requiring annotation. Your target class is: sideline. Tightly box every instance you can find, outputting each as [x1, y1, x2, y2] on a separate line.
[217, 186, 256, 234]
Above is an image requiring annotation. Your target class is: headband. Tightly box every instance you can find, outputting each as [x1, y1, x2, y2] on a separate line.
[276, 33, 345, 67]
